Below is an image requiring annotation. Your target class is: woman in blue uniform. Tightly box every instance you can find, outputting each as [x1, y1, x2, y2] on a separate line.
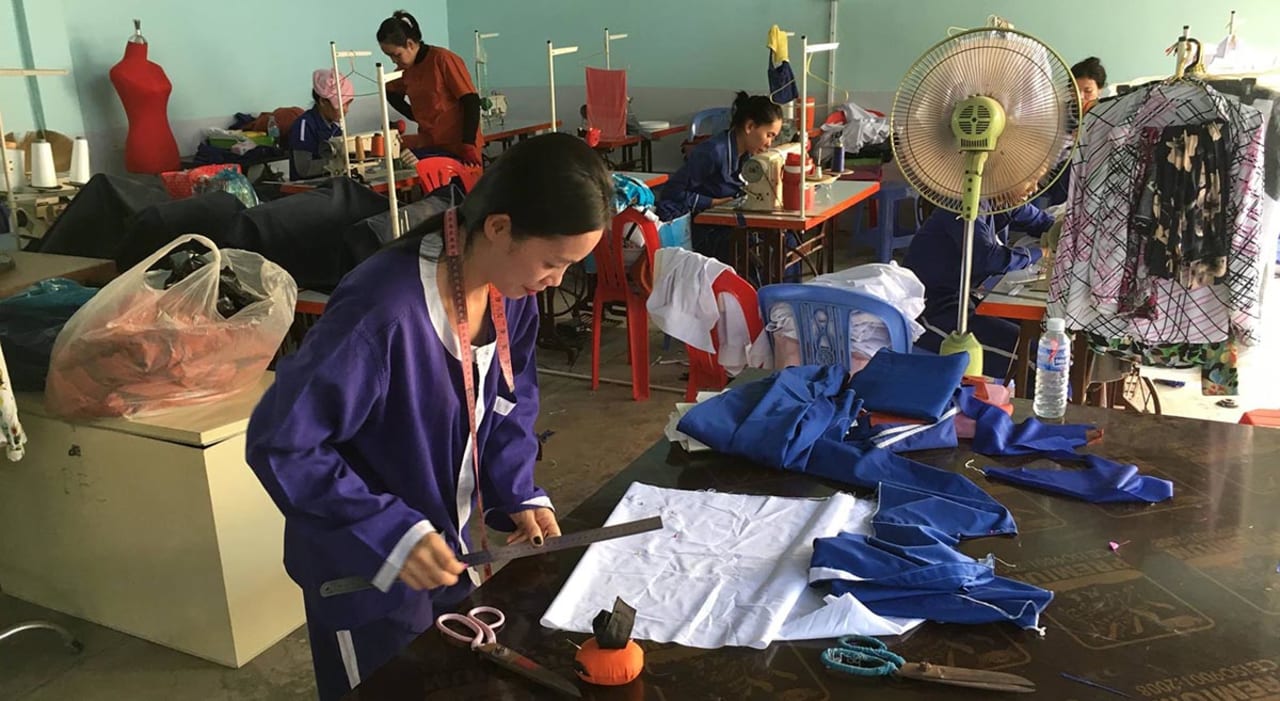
[904, 202, 1053, 379]
[245, 133, 613, 701]
[287, 69, 353, 181]
[1044, 56, 1108, 206]
[656, 91, 783, 264]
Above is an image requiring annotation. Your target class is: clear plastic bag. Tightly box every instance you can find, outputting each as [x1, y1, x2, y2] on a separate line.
[45, 234, 297, 419]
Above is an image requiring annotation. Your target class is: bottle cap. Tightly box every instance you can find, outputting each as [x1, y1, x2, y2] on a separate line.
[1046, 317, 1065, 332]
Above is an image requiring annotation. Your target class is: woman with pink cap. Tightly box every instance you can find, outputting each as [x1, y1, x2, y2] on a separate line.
[287, 68, 354, 181]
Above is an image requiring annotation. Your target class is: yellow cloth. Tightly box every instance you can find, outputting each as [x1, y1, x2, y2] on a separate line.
[767, 25, 789, 66]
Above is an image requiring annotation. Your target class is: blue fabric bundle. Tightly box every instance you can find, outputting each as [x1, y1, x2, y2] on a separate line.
[848, 350, 968, 422]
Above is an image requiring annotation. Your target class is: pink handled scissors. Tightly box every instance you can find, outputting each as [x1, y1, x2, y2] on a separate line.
[435, 606, 506, 649]
[435, 606, 582, 697]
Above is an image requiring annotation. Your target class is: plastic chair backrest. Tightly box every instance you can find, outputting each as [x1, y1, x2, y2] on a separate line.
[688, 107, 731, 140]
[415, 156, 481, 194]
[683, 266, 762, 400]
[757, 283, 912, 372]
[585, 67, 629, 141]
[595, 207, 659, 300]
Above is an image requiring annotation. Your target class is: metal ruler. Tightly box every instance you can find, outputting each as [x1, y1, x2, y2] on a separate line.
[319, 515, 663, 598]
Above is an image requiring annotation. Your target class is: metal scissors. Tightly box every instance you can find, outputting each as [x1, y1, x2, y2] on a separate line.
[821, 635, 1036, 694]
[436, 606, 581, 698]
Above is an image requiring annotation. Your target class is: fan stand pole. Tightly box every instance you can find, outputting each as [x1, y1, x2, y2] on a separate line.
[957, 217, 976, 335]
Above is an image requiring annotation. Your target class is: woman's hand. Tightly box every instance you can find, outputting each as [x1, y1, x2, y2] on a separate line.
[398, 532, 466, 590]
[507, 507, 561, 547]
[400, 149, 420, 167]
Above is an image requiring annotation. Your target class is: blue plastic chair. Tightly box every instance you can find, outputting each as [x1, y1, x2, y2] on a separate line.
[682, 107, 732, 157]
[757, 283, 914, 375]
[851, 181, 923, 263]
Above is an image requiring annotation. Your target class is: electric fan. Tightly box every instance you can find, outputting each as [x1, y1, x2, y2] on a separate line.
[890, 26, 1081, 376]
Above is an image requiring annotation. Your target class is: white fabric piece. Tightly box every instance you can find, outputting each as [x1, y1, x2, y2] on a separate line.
[648, 247, 732, 352]
[816, 101, 890, 155]
[540, 483, 923, 649]
[648, 248, 768, 376]
[663, 404, 711, 452]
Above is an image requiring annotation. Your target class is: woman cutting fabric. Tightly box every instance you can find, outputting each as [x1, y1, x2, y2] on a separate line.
[376, 10, 484, 166]
[287, 69, 354, 181]
[656, 91, 783, 266]
[245, 133, 612, 701]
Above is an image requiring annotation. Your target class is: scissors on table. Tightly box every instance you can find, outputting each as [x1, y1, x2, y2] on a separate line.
[436, 606, 581, 698]
[821, 635, 1036, 694]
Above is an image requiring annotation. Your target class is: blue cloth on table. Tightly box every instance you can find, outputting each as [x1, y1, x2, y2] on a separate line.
[956, 385, 1174, 504]
[677, 365, 1051, 629]
[959, 385, 1091, 456]
[848, 350, 968, 422]
[846, 409, 959, 454]
[677, 365, 1014, 539]
[678, 364, 857, 471]
[984, 455, 1174, 504]
[810, 530, 1053, 630]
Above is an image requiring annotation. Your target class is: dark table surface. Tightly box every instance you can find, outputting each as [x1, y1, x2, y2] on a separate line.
[345, 403, 1280, 700]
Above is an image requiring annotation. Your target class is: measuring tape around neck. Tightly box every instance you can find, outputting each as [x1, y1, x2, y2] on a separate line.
[443, 208, 515, 581]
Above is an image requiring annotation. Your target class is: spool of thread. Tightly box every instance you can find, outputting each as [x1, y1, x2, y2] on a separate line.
[354, 136, 367, 161]
[831, 146, 845, 173]
[3, 146, 26, 190]
[370, 132, 386, 157]
[29, 140, 57, 189]
[69, 137, 91, 185]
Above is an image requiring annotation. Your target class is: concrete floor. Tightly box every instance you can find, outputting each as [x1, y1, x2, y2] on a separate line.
[0, 318, 679, 701]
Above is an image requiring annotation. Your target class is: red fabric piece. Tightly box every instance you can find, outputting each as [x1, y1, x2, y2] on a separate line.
[109, 42, 180, 174]
[585, 67, 628, 141]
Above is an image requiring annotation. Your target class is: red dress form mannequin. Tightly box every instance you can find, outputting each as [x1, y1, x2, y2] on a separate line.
[109, 23, 180, 174]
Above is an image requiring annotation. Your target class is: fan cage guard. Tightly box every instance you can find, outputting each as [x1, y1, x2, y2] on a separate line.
[890, 27, 1082, 215]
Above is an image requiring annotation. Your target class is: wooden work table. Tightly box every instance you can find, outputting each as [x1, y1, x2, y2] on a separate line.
[345, 401, 1280, 699]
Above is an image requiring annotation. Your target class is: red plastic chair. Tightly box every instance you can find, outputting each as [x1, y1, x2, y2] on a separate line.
[683, 269, 763, 401]
[1240, 409, 1280, 428]
[415, 156, 482, 194]
[591, 207, 659, 401]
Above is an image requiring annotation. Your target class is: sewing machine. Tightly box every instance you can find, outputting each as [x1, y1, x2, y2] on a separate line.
[481, 92, 508, 125]
[323, 131, 405, 178]
[741, 142, 802, 211]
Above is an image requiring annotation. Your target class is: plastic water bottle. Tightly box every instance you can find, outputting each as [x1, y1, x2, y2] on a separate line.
[1033, 317, 1071, 420]
[266, 115, 280, 145]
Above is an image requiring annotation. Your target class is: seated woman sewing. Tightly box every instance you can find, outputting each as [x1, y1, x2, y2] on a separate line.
[287, 69, 354, 181]
[903, 201, 1053, 379]
[656, 92, 783, 266]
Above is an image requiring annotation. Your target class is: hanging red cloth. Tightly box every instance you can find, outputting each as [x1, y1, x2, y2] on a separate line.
[109, 42, 180, 174]
[585, 67, 628, 141]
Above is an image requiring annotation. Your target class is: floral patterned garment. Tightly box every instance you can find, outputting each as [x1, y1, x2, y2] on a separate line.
[1050, 81, 1266, 348]
[1090, 333, 1239, 396]
[0, 343, 26, 460]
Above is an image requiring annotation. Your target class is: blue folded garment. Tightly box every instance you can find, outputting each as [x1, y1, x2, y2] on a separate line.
[984, 455, 1174, 503]
[849, 350, 968, 422]
[810, 530, 1052, 630]
[677, 364, 858, 471]
[958, 386, 1090, 456]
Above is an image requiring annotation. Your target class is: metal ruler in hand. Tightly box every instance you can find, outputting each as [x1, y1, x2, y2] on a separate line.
[319, 516, 663, 598]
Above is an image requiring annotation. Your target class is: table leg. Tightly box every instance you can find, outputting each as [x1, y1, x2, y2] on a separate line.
[1007, 319, 1039, 398]
[640, 140, 653, 172]
[1069, 333, 1092, 405]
